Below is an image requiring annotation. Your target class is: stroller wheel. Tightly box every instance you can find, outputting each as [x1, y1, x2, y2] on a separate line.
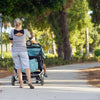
[36, 80, 39, 83]
[11, 76, 15, 86]
[36, 77, 39, 83]
[24, 81, 27, 84]
[40, 74, 44, 86]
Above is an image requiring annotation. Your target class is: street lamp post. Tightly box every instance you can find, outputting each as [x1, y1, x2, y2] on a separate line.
[0, 13, 3, 58]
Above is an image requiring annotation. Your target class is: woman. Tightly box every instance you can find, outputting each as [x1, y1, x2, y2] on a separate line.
[9, 18, 34, 89]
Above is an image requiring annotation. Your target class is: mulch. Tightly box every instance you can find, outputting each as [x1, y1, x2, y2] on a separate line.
[0, 69, 13, 78]
[80, 66, 100, 87]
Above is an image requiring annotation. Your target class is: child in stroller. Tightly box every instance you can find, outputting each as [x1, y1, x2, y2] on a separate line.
[11, 40, 47, 86]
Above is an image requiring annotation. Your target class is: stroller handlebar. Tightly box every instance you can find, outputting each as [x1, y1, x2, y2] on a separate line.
[33, 43, 41, 47]
[26, 40, 42, 47]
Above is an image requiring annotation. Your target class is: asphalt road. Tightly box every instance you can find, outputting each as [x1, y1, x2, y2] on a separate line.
[0, 62, 100, 100]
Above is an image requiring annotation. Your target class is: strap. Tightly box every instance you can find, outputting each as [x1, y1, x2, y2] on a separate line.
[14, 29, 24, 34]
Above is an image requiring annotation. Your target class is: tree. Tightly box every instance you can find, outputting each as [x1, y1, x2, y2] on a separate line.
[88, 0, 100, 24]
[48, 12, 64, 58]
[48, 1, 73, 60]
[38, 29, 53, 53]
[2, 0, 93, 61]
[87, 0, 100, 51]
[67, 0, 93, 55]
[23, 17, 57, 54]
[2, 32, 10, 52]
[59, 5, 72, 60]
[89, 25, 100, 52]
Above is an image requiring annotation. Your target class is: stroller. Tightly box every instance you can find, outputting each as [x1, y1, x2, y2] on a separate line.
[11, 40, 45, 86]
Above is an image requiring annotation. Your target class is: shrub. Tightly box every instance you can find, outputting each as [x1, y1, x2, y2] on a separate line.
[0, 52, 14, 72]
[74, 51, 81, 56]
[54, 57, 64, 65]
[94, 49, 100, 57]
[45, 53, 57, 58]
[0, 52, 99, 71]
[73, 55, 82, 63]
[97, 56, 100, 62]
[44, 54, 68, 66]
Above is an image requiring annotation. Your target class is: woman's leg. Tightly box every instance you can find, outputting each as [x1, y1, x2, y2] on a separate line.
[25, 68, 34, 89]
[20, 52, 34, 89]
[12, 52, 23, 87]
[25, 68, 31, 83]
[17, 69, 24, 88]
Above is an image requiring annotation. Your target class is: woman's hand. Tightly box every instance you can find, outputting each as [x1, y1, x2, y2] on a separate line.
[31, 38, 38, 44]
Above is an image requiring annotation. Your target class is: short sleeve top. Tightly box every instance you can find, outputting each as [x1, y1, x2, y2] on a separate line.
[9, 29, 32, 52]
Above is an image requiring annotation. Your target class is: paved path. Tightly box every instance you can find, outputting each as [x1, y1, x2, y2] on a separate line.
[0, 62, 100, 100]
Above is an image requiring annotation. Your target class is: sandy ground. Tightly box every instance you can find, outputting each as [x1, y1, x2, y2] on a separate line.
[0, 62, 100, 100]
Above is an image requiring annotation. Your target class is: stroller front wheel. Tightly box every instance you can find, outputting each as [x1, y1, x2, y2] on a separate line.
[40, 74, 44, 86]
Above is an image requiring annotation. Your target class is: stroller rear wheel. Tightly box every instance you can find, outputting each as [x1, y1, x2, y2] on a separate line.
[11, 76, 15, 86]
[24, 81, 27, 84]
[36, 80, 39, 83]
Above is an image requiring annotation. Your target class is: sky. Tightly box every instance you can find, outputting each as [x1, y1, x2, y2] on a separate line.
[2, 26, 13, 34]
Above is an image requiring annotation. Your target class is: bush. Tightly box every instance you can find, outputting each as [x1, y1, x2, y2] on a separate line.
[0, 51, 14, 72]
[74, 51, 81, 56]
[73, 55, 82, 63]
[0, 58, 14, 71]
[94, 49, 100, 57]
[97, 56, 100, 62]
[0, 51, 12, 58]
[44, 54, 69, 66]
[0, 52, 99, 71]
[45, 53, 57, 58]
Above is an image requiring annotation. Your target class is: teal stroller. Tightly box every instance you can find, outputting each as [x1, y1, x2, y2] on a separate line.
[11, 40, 45, 86]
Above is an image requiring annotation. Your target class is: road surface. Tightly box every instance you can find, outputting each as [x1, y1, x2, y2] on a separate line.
[0, 62, 100, 100]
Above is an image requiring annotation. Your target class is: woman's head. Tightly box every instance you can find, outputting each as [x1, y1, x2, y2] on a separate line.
[14, 18, 22, 28]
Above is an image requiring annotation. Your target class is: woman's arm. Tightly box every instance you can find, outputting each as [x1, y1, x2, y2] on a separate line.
[9, 29, 13, 44]
[25, 29, 38, 44]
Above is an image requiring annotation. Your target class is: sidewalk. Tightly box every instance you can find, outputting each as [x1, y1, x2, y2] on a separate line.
[0, 62, 100, 100]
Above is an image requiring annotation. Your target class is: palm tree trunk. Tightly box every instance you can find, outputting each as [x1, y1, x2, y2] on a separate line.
[51, 33, 57, 55]
[6, 44, 7, 52]
[85, 27, 89, 56]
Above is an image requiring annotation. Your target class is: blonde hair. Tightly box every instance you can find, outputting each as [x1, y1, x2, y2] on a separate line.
[14, 18, 22, 27]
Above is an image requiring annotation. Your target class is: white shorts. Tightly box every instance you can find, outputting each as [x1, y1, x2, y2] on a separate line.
[12, 52, 29, 70]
